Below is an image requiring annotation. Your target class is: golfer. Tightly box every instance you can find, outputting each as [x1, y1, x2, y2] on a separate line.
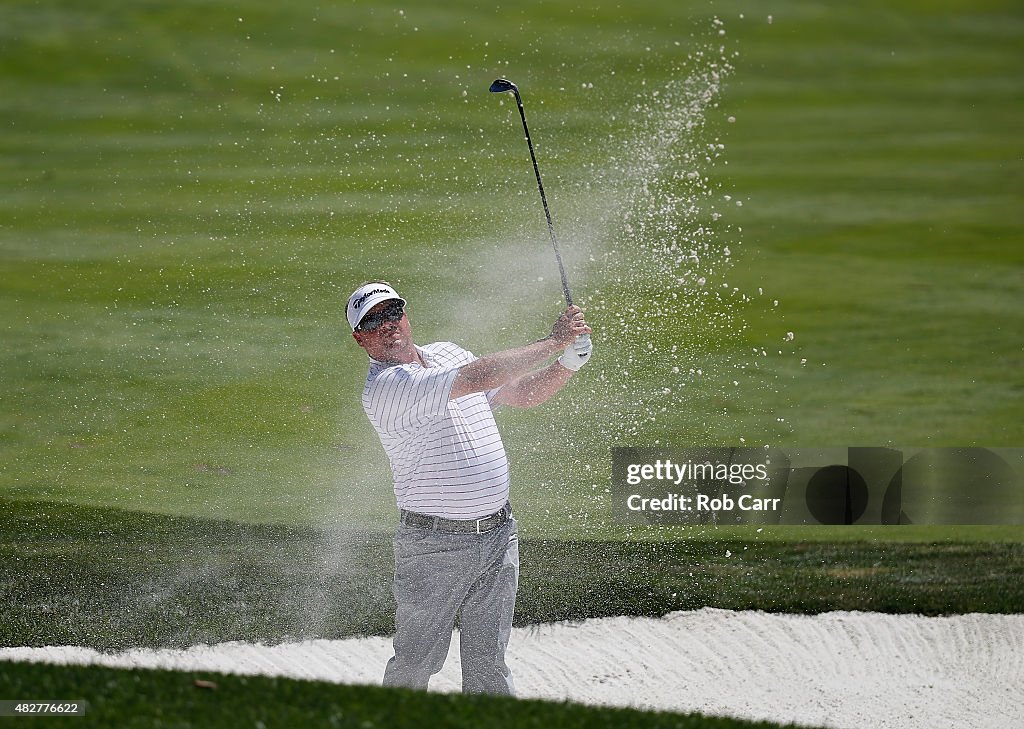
[347, 281, 592, 695]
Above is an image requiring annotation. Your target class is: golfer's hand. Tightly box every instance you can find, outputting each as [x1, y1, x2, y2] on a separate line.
[558, 333, 593, 372]
[549, 306, 591, 347]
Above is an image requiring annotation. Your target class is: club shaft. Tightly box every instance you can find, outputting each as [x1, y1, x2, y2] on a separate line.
[512, 89, 573, 307]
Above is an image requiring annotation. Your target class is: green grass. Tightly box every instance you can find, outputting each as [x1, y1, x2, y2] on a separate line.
[0, 662, 814, 729]
[1, 0, 1022, 533]
[711, 3, 1023, 448]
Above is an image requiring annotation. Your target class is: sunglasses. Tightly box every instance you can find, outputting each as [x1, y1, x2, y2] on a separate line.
[356, 301, 405, 332]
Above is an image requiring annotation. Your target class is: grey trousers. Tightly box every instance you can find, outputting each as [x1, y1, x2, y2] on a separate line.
[382, 515, 519, 695]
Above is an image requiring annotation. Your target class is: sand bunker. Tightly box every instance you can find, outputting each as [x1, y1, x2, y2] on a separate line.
[3, 608, 1021, 729]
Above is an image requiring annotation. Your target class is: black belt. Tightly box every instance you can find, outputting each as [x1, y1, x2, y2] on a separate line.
[400, 502, 512, 534]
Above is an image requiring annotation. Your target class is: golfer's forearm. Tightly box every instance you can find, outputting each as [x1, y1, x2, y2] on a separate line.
[492, 362, 574, 408]
[450, 337, 562, 399]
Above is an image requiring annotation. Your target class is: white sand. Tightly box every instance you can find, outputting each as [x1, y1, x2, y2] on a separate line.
[2, 608, 1022, 729]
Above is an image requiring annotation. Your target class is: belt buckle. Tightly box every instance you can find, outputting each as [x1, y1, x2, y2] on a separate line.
[475, 516, 487, 534]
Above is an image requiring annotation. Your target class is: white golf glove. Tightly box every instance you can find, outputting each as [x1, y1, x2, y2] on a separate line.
[558, 334, 593, 372]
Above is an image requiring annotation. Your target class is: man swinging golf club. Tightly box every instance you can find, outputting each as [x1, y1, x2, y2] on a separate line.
[347, 281, 593, 695]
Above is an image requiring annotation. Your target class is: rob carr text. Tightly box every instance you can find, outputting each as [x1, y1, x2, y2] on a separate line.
[624, 459, 781, 514]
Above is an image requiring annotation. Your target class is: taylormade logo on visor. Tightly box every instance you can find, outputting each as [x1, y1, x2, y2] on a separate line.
[352, 288, 392, 311]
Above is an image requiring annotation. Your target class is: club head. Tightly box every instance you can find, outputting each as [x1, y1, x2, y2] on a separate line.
[489, 78, 518, 94]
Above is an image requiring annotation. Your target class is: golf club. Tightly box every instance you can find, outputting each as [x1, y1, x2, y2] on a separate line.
[489, 78, 575, 308]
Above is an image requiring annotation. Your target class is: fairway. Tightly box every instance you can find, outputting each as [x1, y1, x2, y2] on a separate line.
[1, 1, 1022, 728]
[2, 0, 1021, 533]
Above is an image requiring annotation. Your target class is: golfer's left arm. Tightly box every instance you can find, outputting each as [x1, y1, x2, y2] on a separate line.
[492, 335, 592, 409]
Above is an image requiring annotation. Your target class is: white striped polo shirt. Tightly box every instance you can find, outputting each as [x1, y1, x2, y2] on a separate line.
[361, 341, 510, 519]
